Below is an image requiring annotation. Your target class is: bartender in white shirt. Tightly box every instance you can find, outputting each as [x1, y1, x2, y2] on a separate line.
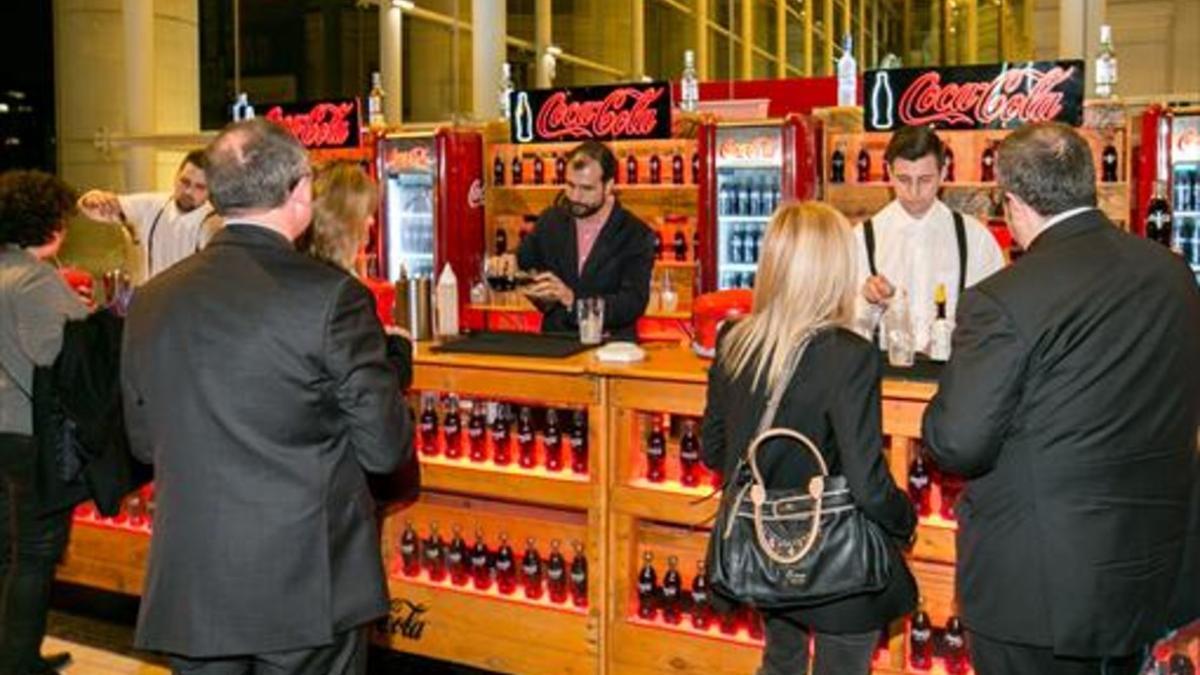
[854, 125, 1006, 353]
[76, 149, 221, 282]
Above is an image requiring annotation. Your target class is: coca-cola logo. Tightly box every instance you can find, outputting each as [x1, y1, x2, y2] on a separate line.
[264, 100, 359, 149]
[387, 145, 431, 172]
[467, 178, 484, 209]
[511, 82, 673, 144]
[1176, 127, 1200, 155]
[376, 598, 429, 641]
[718, 137, 780, 162]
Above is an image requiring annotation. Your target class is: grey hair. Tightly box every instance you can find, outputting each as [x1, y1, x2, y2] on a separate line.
[996, 122, 1097, 217]
[204, 118, 310, 215]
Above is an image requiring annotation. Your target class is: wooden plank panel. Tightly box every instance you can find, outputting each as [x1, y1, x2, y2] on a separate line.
[608, 379, 708, 417]
[910, 558, 958, 626]
[57, 525, 150, 595]
[414, 363, 599, 406]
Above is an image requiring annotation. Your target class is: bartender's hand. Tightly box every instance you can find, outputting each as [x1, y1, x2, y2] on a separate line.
[524, 271, 575, 309]
[862, 274, 896, 306]
[486, 253, 518, 278]
[77, 190, 124, 223]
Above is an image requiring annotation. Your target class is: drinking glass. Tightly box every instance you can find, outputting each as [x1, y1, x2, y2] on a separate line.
[576, 297, 605, 345]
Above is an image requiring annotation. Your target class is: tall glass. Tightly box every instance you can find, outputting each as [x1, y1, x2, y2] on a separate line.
[884, 289, 914, 368]
[576, 297, 605, 345]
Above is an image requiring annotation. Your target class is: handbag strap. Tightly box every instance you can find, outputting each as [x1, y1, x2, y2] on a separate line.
[744, 428, 828, 564]
[752, 330, 818, 438]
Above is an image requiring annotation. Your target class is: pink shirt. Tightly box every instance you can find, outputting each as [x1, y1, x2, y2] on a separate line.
[575, 216, 607, 274]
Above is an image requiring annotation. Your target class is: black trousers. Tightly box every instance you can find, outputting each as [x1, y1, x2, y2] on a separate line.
[759, 613, 879, 675]
[969, 630, 1147, 675]
[167, 626, 369, 675]
[0, 433, 72, 675]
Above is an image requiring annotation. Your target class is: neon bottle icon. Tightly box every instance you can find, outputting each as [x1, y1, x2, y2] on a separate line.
[514, 92, 535, 143]
[870, 71, 894, 130]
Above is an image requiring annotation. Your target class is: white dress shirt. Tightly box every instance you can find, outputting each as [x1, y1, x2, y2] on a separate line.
[118, 193, 218, 282]
[853, 199, 1006, 352]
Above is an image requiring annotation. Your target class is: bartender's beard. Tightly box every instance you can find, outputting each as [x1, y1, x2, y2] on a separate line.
[557, 191, 606, 220]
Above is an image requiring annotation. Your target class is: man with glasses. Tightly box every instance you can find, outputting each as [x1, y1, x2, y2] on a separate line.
[922, 122, 1200, 674]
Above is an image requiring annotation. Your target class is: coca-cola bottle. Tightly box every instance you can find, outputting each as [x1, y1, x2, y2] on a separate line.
[495, 532, 517, 595]
[467, 399, 487, 462]
[745, 608, 764, 640]
[470, 528, 493, 590]
[419, 395, 439, 456]
[661, 555, 683, 624]
[689, 561, 711, 630]
[645, 415, 667, 483]
[493, 153, 505, 186]
[1146, 181, 1173, 248]
[652, 228, 663, 260]
[442, 395, 462, 460]
[543, 409, 563, 472]
[554, 154, 567, 185]
[569, 410, 588, 474]
[718, 603, 739, 635]
[511, 154, 524, 185]
[494, 227, 508, 256]
[533, 154, 545, 184]
[492, 403, 513, 466]
[521, 537, 544, 600]
[944, 615, 969, 674]
[856, 147, 871, 183]
[423, 522, 446, 582]
[399, 520, 420, 577]
[945, 145, 956, 182]
[517, 406, 537, 469]
[908, 451, 932, 517]
[672, 152, 684, 185]
[673, 227, 688, 262]
[569, 540, 588, 607]
[1102, 143, 1119, 183]
[981, 141, 996, 182]
[626, 154, 639, 185]
[447, 525, 469, 586]
[830, 144, 846, 184]
[546, 539, 568, 604]
[649, 154, 662, 183]
[691, 152, 700, 184]
[940, 471, 965, 521]
[679, 419, 701, 487]
[909, 608, 933, 670]
[636, 551, 658, 619]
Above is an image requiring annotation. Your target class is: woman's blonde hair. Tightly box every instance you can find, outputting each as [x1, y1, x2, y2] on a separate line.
[719, 200, 858, 391]
[307, 162, 378, 273]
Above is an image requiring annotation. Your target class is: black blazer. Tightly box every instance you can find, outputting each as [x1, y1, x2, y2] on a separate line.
[701, 327, 917, 633]
[516, 201, 655, 341]
[922, 209, 1200, 657]
[121, 224, 414, 657]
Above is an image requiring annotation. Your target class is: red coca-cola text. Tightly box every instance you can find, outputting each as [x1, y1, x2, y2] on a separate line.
[386, 146, 432, 172]
[535, 87, 666, 141]
[265, 102, 357, 149]
[897, 66, 1076, 128]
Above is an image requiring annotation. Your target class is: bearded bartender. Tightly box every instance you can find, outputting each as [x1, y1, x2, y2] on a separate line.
[490, 141, 655, 341]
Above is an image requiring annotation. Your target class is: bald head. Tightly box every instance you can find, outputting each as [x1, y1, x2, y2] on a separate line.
[205, 118, 310, 218]
[996, 122, 1096, 217]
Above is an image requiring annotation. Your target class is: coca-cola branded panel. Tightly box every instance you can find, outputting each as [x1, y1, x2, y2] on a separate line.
[508, 82, 673, 144]
[263, 98, 363, 150]
[862, 61, 1085, 132]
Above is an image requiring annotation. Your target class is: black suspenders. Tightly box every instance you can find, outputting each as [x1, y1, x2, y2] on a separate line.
[863, 210, 968, 294]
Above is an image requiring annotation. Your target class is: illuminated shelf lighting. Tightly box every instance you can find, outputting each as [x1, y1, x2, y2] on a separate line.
[906, 659, 975, 675]
[389, 563, 587, 616]
[918, 513, 958, 530]
[419, 449, 590, 484]
[626, 614, 764, 647]
[72, 508, 152, 536]
[628, 476, 718, 499]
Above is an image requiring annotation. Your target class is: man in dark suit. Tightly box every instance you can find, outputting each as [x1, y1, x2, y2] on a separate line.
[121, 118, 414, 674]
[922, 122, 1200, 675]
[491, 140, 655, 341]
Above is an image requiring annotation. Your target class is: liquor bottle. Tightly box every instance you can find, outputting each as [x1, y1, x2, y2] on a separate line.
[467, 399, 487, 462]
[533, 154, 545, 185]
[447, 525, 469, 586]
[493, 153, 505, 187]
[680, 49, 699, 113]
[981, 141, 996, 182]
[569, 410, 588, 475]
[543, 408, 563, 472]
[517, 406, 537, 469]
[511, 153, 524, 185]
[690, 561, 712, 630]
[495, 532, 517, 595]
[691, 152, 701, 184]
[908, 451, 933, 517]
[423, 521, 446, 582]
[419, 395, 439, 456]
[673, 226, 688, 262]
[636, 551, 658, 619]
[857, 147, 871, 183]
[494, 227, 508, 256]
[546, 539, 568, 604]
[626, 154, 639, 185]
[1094, 24, 1119, 99]
[929, 283, 953, 362]
[653, 227, 664, 260]
[908, 608, 934, 670]
[837, 33, 857, 107]
[649, 154, 662, 184]
[672, 152, 685, 185]
[442, 395, 463, 459]
[399, 520, 420, 577]
[1102, 143, 1119, 183]
[1147, 181, 1173, 248]
[646, 415, 667, 483]
[944, 145, 956, 182]
[470, 528, 493, 590]
[661, 555, 683, 624]
[944, 615, 969, 674]
[492, 403, 513, 466]
[498, 62, 514, 120]
[367, 71, 386, 131]
[569, 540, 588, 607]
[680, 419, 701, 487]
[830, 144, 846, 184]
[521, 537, 544, 600]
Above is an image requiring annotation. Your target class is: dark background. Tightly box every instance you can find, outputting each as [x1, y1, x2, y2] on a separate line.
[0, 2, 56, 172]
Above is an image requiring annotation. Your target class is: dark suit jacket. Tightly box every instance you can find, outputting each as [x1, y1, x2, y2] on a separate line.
[517, 202, 654, 341]
[121, 224, 414, 657]
[922, 209, 1200, 657]
[701, 327, 917, 633]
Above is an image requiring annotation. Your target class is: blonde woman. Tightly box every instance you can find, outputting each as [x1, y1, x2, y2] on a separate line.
[700, 201, 917, 675]
[303, 161, 378, 275]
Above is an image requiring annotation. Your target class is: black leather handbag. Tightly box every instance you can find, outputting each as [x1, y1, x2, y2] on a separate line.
[705, 335, 893, 609]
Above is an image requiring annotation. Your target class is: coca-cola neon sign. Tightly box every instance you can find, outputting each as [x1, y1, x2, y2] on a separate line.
[263, 99, 362, 150]
[863, 61, 1084, 132]
[510, 82, 673, 144]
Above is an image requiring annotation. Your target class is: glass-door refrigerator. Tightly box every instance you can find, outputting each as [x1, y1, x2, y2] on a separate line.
[1170, 112, 1200, 280]
[697, 115, 818, 292]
